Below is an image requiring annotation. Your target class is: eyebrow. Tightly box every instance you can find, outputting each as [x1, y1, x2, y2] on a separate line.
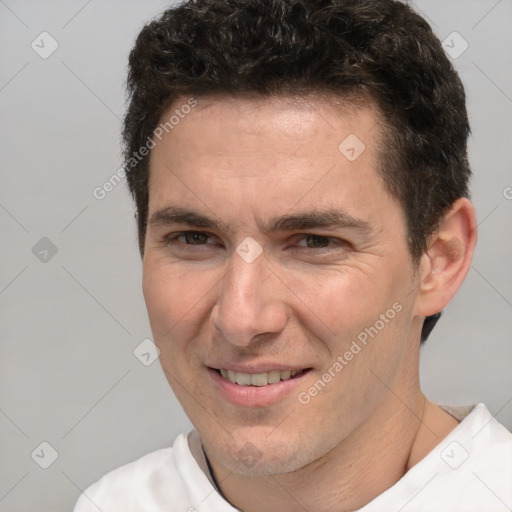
[148, 206, 372, 235]
[149, 206, 228, 231]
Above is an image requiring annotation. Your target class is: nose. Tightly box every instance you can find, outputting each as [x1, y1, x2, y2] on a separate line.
[210, 245, 289, 347]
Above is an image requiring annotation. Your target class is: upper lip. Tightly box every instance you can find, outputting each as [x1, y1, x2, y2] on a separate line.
[208, 363, 311, 373]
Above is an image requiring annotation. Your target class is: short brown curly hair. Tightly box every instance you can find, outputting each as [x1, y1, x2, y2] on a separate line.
[123, 0, 471, 263]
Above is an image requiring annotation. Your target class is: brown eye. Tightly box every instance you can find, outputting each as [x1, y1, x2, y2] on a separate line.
[180, 231, 210, 244]
[302, 235, 330, 248]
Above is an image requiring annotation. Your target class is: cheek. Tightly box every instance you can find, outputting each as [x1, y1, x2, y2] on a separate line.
[142, 261, 213, 344]
[283, 265, 399, 344]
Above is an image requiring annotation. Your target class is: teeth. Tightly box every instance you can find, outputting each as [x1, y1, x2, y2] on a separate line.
[267, 370, 281, 384]
[219, 369, 303, 386]
[250, 373, 268, 386]
[235, 372, 251, 385]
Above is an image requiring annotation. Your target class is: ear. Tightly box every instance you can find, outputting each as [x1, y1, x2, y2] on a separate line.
[414, 198, 477, 317]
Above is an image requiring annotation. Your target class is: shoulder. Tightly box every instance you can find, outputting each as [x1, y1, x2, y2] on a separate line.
[363, 404, 512, 511]
[456, 403, 512, 480]
[423, 403, 512, 509]
[73, 434, 192, 512]
[452, 402, 512, 457]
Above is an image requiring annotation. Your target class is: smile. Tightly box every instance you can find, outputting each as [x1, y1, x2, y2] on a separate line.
[216, 368, 305, 386]
[208, 367, 312, 407]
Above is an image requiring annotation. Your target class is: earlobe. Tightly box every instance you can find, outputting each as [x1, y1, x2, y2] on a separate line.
[414, 198, 477, 317]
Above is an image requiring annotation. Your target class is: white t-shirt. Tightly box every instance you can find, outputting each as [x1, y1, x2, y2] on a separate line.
[74, 403, 512, 512]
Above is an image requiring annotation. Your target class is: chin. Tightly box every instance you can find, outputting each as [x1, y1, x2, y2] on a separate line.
[207, 428, 316, 476]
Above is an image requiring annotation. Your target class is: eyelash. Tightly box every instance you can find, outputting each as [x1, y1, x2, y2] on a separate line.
[164, 231, 347, 252]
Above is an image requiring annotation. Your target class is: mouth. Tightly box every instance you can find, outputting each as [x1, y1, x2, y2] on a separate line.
[213, 368, 309, 387]
[207, 363, 313, 406]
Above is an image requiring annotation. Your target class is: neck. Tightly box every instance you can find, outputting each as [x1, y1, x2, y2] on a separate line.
[199, 390, 458, 512]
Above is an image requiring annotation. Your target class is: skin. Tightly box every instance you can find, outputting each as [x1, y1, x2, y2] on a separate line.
[142, 94, 477, 511]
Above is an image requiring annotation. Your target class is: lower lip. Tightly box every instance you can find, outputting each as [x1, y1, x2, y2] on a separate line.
[208, 368, 311, 407]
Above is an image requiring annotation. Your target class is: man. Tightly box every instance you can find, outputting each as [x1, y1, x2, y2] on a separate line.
[74, 0, 512, 510]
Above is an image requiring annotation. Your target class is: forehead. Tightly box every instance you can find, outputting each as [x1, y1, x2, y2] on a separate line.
[147, 94, 401, 235]
[156, 93, 383, 164]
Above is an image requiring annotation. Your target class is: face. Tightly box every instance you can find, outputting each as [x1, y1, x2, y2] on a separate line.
[142, 95, 422, 475]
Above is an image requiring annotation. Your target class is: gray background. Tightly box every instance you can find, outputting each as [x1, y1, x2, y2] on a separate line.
[0, 1, 511, 510]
